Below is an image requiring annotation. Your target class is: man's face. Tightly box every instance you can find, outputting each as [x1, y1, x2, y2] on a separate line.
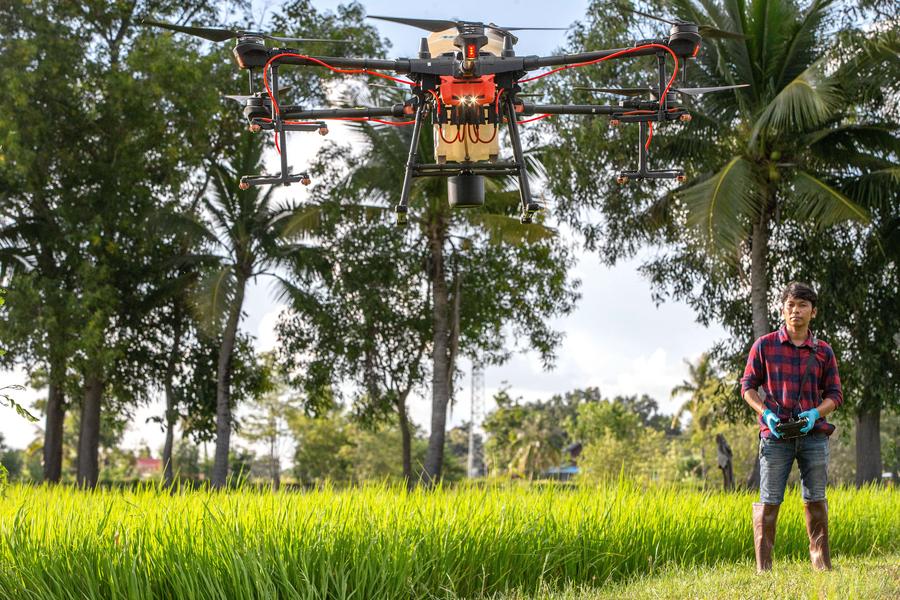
[782, 296, 816, 329]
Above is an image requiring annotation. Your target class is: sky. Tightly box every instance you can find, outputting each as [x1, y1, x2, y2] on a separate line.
[0, 1, 728, 453]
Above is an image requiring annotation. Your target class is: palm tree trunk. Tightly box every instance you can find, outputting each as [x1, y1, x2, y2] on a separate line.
[746, 200, 773, 490]
[162, 307, 184, 488]
[749, 217, 771, 340]
[424, 227, 451, 485]
[76, 374, 103, 488]
[855, 404, 882, 486]
[211, 276, 247, 489]
[42, 354, 66, 483]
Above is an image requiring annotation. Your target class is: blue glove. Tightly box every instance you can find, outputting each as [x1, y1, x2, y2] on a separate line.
[798, 408, 820, 434]
[762, 409, 781, 438]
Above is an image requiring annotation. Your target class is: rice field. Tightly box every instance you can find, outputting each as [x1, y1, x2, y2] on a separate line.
[0, 481, 896, 599]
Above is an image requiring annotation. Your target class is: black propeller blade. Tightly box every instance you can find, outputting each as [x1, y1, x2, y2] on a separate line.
[140, 18, 351, 44]
[368, 15, 567, 35]
[223, 85, 294, 103]
[672, 84, 750, 96]
[614, 5, 747, 40]
[575, 84, 749, 97]
[574, 86, 652, 97]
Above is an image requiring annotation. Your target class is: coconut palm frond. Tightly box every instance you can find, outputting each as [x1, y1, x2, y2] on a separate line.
[463, 212, 556, 245]
[787, 171, 870, 227]
[841, 167, 900, 211]
[679, 156, 762, 255]
[192, 264, 236, 333]
[749, 60, 841, 148]
[281, 205, 324, 239]
[802, 123, 900, 154]
[772, 0, 833, 90]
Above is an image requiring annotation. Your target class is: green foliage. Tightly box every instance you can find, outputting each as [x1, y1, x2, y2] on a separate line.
[176, 332, 269, 444]
[483, 387, 594, 477]
[0, 290, 36, 422]
[0, 483, 896, 598]
[288, 407, 430, 485]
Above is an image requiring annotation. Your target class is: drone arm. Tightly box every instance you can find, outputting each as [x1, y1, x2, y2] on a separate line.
[526, 44, 663, 69]
[281, 105, 409, 120]
[520, 103, 618, 116]
[271, 53, 412, 74]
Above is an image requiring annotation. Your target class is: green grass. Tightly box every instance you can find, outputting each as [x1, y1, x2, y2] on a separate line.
[495, 553, 900, 599]
[0, 481, 896, 599]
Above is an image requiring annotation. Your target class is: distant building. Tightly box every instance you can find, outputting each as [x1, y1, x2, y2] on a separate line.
[542, 442, 583, 481]
[135, 457, 162, 479]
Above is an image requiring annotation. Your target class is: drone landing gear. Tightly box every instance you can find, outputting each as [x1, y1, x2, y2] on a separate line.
[503, 95, 542, 224]
[240, 172, 311, 189]
[615, 119, 686, 184]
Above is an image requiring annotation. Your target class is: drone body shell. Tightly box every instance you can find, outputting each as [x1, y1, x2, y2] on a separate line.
[428, 27, 503, 164]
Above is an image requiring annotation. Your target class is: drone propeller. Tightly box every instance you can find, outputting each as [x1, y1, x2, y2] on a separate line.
[575, 86, 653, 97]
[368, 15, 567, 36]
[223, 85, 294, 103]
[614, 5, 747, 40]
[140, 18, 352, 44]
[672, 84, 750, 96]
[575, 84, 749, 97]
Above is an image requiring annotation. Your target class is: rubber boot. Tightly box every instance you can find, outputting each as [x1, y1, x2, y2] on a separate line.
[752, 502, 780, 572]
[804, 500, 832, 570]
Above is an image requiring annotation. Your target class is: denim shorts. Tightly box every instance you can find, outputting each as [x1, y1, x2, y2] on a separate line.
[759, 433, 829, 504]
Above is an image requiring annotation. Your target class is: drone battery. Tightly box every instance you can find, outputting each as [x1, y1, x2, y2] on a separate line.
[448, 174, 484, 208]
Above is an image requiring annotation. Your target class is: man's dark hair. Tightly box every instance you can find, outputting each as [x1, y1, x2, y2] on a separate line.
[781, 281, 818, 307]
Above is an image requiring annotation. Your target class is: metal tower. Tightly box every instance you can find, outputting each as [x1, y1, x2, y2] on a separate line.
[467, 362, 484, 477]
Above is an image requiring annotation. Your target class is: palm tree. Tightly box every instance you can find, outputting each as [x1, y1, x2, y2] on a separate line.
[190, 134, 321, 488]
[662, 0, 891, 339]
[670, 353, 727, 479]
[507, 411, 563, 478]
[314, 111, 570, 485]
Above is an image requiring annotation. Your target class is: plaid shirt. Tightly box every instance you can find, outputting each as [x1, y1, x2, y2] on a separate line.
[741, 326, 843, 438]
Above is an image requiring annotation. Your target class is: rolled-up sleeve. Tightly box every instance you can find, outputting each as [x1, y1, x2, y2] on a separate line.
[821, 346, 843, 408]
[740, 338, 764, 396]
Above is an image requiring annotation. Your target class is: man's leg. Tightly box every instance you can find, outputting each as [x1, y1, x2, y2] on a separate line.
[798, 434, 831, 570]
[754, 437, 794, 571]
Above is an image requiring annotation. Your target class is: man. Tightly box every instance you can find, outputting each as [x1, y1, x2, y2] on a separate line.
[741, 281, 843, 572]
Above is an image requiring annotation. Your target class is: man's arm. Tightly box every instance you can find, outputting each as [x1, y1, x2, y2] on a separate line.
[816, 397, 837, 418]
[743, 388, 767, 417]
[820, 345, 843, 414]
[740, 338, 766, 417]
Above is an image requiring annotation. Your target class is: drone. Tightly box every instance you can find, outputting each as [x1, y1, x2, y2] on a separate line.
[142, 9, 748, 224]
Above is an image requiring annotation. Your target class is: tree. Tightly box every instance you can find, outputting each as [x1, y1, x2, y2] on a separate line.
[240, 353, 294, 490]
[567, 393, 670, 483]
[188, 134, 327, 488]
[289, 407, 355, 485]
[670, 353, 731, 479]
[483, 386, 593, 477]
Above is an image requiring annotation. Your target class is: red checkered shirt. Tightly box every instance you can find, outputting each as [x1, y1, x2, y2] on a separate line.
[740, 326, 843, 438]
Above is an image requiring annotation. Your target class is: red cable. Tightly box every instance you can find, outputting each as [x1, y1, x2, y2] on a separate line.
[517, 114, 553, 124]
[262, 52, 417, 117]
[518, 43, 680, 147]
